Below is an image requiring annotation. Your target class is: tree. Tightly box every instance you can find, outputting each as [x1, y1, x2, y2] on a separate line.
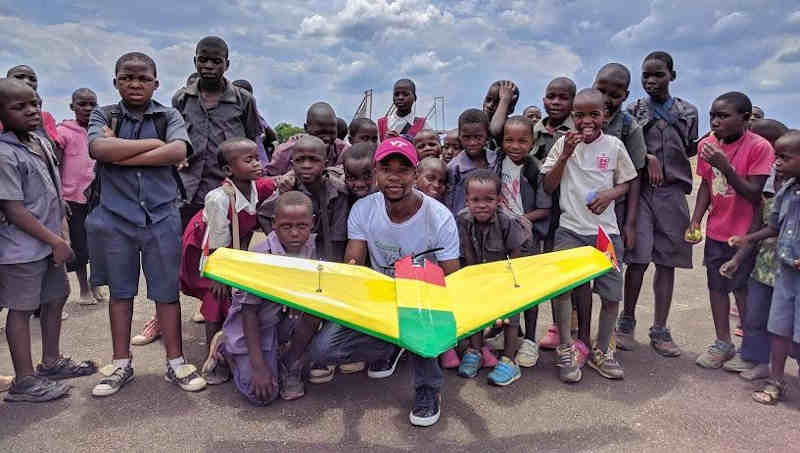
[274, 122, 305, 143]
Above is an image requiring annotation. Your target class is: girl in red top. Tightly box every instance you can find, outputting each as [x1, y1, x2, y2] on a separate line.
[377, 79, 426, 142]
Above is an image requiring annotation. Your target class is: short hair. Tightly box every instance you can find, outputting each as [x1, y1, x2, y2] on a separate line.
[342, 142, 376, 163]
[458, 108, 490, 132]
[750, 119, 789, 144]
[232, 79, 253, 93]
[414, 129, 439, 142]
[115, 52, 157, 77]
[294, 134, 327, 157]
[336, 117, 348, 140]
[574, 88, 605, 106]
[394, 78, 416, 95]
[275, 191, 314, 219]
[418, 156, 446, 174]
[523, 105, 541, 114]
[644, 51, 674, 72]
[6, 65, 35, 77]
[546, 77, 577, 98]
[0, 78, 34, 108]
[306, 102, 335, 124]
[71, 88, 96, 103]
[715, 91, 752, 115]
[217, 137, 257, 167]
[504, 115, 534, 137]
[196, 36, 229, 57]
[349, 117, 377, 138]
[775, 130, 800, 153]
[464, 168, 502, 195]
[597, 62, 631, 87]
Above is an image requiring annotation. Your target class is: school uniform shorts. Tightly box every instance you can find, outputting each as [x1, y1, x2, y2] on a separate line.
[0, 258, 69, 311]
[767, 265, 800, 343]
[554, 227, 623, 302]
[703, 238, 755, 293]
[85, 205, 181, 303]
[625, 185, 693, 269]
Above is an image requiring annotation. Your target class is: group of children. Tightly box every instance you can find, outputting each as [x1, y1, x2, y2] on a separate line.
[1, 35, 799, 427]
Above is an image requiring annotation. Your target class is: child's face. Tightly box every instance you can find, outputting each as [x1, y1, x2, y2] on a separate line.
[593, 73, 629, 117]
[344, 157, 374, 199]
[465, 180, 500, 223]
[416, 166, 446, 201]
[114, 59, 158, 108]
[0, 86, 41, 132]
[543, 81, 574, 122]
[459, 122, 488, 159]
[751, 107, 764, 121]
[523, 107, 541, 123]
[710, 100, 748, 141]
[194, 46, 228, 82]
[572, 95, 605, 143]
[414, 132, 441, 160]
[376, 155, 416, 202]
[393, 82, 415, 115]
[774, 137, 800, 180]
[483, 85, 500, 118]
[306, 113, 337, 146]
[274, 205, 313, 255]
[291, 145, 326, 186]
[8, 67, 38, 92]
[350, 124, 378, 145]
[442, 132, 462, 163]
[71, 92, 98, 126]
[641, 59, 674, 100]
[502, 122, 533, 164]
[225, 146, 263, 181]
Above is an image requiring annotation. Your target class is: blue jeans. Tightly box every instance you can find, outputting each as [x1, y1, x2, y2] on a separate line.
[310, 322, 443, 390]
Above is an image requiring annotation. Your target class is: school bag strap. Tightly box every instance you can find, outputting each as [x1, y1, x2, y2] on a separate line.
[220, 181, 241, 250]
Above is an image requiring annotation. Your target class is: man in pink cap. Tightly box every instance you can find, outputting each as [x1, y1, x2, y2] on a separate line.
[310, 137, 460, 427]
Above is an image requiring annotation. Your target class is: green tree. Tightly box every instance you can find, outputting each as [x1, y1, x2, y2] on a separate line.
[274, 122, 305, 143]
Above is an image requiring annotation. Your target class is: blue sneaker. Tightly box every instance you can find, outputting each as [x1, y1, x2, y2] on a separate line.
[488, 356, 521, 386]
[457, 349, 483, 378]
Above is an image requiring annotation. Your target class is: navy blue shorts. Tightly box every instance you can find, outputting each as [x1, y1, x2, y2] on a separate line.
[703, 238, 755, 293]
[86, 205, 181, 303]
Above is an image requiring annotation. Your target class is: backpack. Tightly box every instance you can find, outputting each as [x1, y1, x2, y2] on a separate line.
[84, 104, 187, 211]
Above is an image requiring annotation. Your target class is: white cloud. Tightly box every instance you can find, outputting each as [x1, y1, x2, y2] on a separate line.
[710, 11, 750, 34]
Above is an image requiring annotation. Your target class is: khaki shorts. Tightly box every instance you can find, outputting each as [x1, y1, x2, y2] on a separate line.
[0, 258, 69, 311]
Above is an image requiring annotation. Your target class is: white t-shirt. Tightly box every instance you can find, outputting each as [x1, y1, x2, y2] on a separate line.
[388, 110, 415, 133]
[501, 158, 525, 216]
[348, 190, 460, 277]
[541, 133, 637, 236]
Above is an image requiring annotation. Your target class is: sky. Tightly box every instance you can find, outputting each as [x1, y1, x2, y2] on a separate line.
[2, 0, 799, 132]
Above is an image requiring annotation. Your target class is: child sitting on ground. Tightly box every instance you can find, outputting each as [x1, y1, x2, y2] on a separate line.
[542, 88, 638, 382]
[377, 79, 426, 142]
[180, 138, 275, 384]
[446, 109, 498, 215]
[483, 80, 519, 149]
[0, 78, 96, 402]
[413, 129, 442, 160]
[690, 92, 774, 369]
[416, 157, 447, 203]
[442, 129, 462, 164]
[211, 191, 320, 404]
[726, 130, 800, 405]
[450, 170, 531, 386]
[348, 118, 378, 145]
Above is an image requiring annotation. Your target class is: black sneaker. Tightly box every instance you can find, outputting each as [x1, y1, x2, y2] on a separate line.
[409, 386, 441, 427]
[92, 363, 134, 397]
[37, 356, 97, 380]
[368, 348, 405, 379]
[4, 375, 71, 403]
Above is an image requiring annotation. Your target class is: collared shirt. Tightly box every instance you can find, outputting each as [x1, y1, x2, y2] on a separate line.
[258, 176, 349, 262]
[87, 99, 192, 227]
[0, 132, 64, 264]
[203, 178, 275, 249]
[173, 78, 263, 204]
[627, 97, 698, 194]
[445, 147, 499, 215]
[532, 116, 576, 161]
[56, 119, 95, 203]
[770, 178, 800, 267]
[265, 134, 348, 176]
[457, 208, 529, 265]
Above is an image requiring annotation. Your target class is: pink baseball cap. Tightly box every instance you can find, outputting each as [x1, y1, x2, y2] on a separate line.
[374, 137, 418, 167]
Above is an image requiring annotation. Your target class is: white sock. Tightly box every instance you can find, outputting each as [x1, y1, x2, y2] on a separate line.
[168, 357, 186, 370]
[113, 358, 131, 369]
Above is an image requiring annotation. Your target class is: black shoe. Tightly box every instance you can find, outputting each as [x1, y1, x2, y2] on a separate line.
[409, 386, 441, 427]
[368, 348, 405, 379]
[4, 376, 71, 403]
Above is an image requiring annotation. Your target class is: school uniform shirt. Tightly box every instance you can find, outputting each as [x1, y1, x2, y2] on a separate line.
[348, 190, 459, 277]
[0, 132, 64, 264]
[532, 116, 575, 161]
[445, 147, 499, 215]
[203, 178, 276, 249]
[541, 133, 638, 236]
[173, 78, 264, 205]
[56, 119, 94, 204]
[265, 134, 348, 176]
[769, 178, 800, 267]
[627, 97, 699, 194]
[87, 100, 192, 227]
[696, 130, 773, 242]
[457, 208, 529, 265]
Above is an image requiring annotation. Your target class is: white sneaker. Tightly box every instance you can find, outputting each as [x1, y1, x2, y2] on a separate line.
[515, 339, 540, 368]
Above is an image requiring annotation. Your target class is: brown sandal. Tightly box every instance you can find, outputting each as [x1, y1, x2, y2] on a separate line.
[752, 378, 785, 405]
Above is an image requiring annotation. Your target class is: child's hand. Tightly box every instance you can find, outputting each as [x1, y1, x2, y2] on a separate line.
[102, 126, 116, 139]
[719, 258, 740, 279]
[250, 366, 277, 402]
[727, 235, 749, 249]
[386, 130, 400, 138]
[646, 154, 663, 187]
[276, 173, 296, 193]
[794, 258, 800, 270]
[52, 238, 75, 266]
[176, 159, 189, 170]
[498, 81, 517, 103]
[700, 142, 731, 172]
[684, 223, 703, 244]
[210, 281, 230, 301]
[588, 189, 614, 215]
[562, 131, 582, 160]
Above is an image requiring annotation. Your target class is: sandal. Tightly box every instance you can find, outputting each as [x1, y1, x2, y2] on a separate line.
[752, 378, 785, 405]
[36, 356, 97, 380]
